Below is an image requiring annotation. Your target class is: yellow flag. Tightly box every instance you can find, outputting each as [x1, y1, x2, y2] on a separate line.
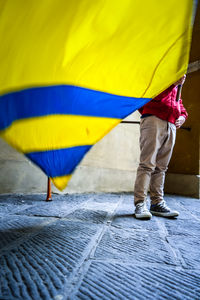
[0, 0, 194, 189]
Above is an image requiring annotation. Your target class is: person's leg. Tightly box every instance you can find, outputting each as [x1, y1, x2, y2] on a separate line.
[149, 122, 179, 217]
[134, 116, 166, 219]
[150, 122, 176, 205]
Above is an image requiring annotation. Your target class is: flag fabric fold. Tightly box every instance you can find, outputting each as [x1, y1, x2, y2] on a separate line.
[0, 0, 195, 190]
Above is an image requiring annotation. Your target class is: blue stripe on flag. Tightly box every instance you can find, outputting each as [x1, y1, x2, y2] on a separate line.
[0, 85, 150, 130]
[26, 145, 92, 177]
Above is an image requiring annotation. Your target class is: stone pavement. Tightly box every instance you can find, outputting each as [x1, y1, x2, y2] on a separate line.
[0, 193, 200, 300]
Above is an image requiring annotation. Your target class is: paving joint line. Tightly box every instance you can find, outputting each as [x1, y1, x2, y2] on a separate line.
[0, 204, 39, 219]
[64, 195, 124, 300]
[13, 196, 95, 218]
[90, 258, 180, 268]
[155, 218, 187, 269]
[176, 201, 200, 222]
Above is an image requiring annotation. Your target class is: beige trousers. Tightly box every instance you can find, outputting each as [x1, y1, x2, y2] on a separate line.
[134, 116, 176, 205]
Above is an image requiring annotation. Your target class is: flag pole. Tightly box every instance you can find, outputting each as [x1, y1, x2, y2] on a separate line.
[176, 84, 183, 102]
[46, 177, 52, 201]
[176, 84, 182, 102]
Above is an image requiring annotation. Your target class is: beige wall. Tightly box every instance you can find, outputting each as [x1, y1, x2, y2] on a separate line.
[0, 112, 141, 194]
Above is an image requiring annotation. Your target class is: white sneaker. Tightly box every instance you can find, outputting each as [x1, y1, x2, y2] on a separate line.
[135, 202, 152, 220]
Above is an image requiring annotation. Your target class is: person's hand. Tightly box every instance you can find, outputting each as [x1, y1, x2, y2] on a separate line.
[175, 116, 185, 129]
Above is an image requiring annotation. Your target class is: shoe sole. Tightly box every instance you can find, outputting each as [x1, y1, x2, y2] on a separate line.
[135, 213, 152, 220]
[150, 211, 179, 218]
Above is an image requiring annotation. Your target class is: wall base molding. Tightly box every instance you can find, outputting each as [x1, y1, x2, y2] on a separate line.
[165, 173, 200, 199]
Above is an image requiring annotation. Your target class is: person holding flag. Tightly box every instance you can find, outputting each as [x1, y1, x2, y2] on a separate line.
[134, 75, 187, 220]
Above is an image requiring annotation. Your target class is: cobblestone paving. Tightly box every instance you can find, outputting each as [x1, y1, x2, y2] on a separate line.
[0, 193, 200, 300]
